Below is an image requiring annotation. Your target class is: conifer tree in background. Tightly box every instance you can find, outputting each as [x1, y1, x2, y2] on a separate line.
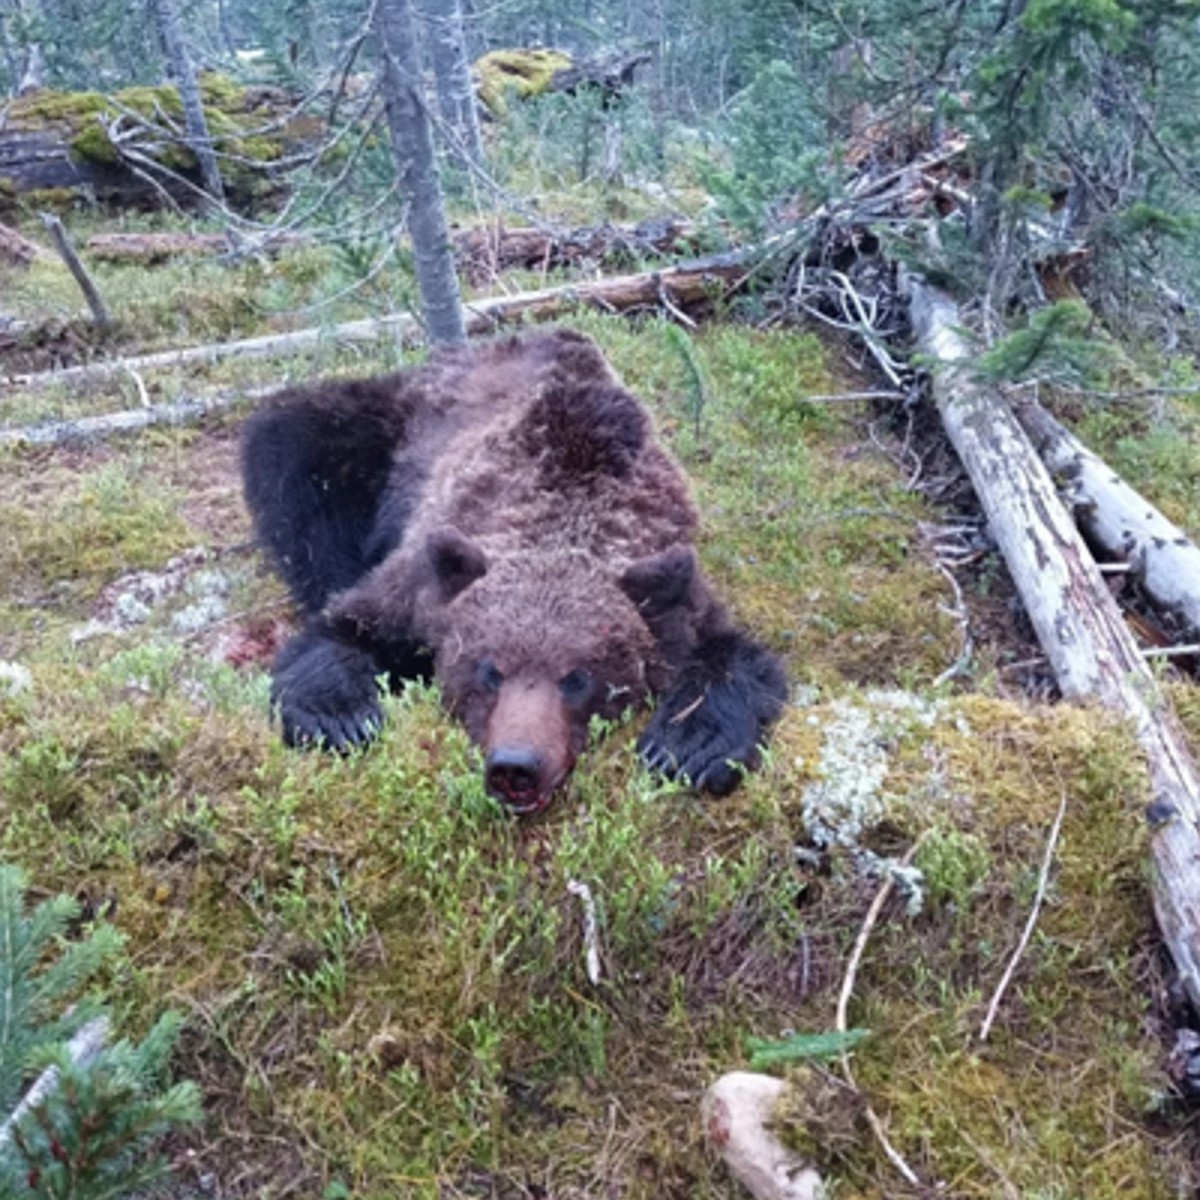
[150, 0, 226, 209]
[0, 865, 200, 1200]
[374, 0, 466, 344]
[422, 0, 486, 171]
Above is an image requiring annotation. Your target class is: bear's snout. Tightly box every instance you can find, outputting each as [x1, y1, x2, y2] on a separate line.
[484, 675, 574, 814]
[486, 746, 545, 813]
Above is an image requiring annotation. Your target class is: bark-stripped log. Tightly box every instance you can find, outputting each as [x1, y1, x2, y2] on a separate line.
[906, 272, 1200, 1011]
[1016, 397, 1200, 639]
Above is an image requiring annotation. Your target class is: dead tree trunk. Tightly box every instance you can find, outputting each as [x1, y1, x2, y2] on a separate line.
[40, 212, 113, 332]
[150, 0, 225, 209]
[375, 0, 465, 345]
[421, 0, 485, 170]
[1016, 397, 1200, 639]
[906, 272, 1200, 1012]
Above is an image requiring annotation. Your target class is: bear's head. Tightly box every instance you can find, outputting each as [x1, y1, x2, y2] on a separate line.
[339, 528, 696, 814]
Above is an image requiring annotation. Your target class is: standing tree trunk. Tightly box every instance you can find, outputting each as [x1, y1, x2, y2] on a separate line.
[421, 0, 485, 170]
[149, 0, 225, 209]
[374, 0, 465, 345]
[8, 0, 45, 94]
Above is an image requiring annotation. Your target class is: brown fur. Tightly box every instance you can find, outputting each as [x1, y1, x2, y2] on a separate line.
[245, 327, 786, 811]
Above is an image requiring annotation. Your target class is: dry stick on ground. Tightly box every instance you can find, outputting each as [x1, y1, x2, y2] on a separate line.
[1015, 395, 1200, 639]
[978, 789, 1068, 1042]
[39, 213, 113, 333]
[906, 272, 1200, 1012]
[835, 836, 927, 1189]
[0, 387, 275, 447]
[5, 247, 755, 393]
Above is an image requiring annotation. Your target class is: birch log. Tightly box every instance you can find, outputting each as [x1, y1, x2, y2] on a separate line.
[905, 272, 1200, 1011]
[1016, 398, 1200, 638]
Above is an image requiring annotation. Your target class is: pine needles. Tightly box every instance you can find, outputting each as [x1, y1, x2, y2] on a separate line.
[0, 865, 199, 1200]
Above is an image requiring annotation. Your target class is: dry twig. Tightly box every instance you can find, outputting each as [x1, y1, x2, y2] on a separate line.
[835, 838, 927, 1188]
[978, 790, 1068, 1042]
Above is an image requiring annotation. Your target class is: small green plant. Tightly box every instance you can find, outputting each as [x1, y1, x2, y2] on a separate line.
[0, 864, 200, 1199]
[976, 300, 1116, 388]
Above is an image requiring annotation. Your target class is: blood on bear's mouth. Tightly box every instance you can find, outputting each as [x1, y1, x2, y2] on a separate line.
[484, 745, 571, 816]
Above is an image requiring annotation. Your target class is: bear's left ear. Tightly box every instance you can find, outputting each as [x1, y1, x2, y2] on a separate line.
[428, 527, 488, 602]
[619, 544, 696, 616]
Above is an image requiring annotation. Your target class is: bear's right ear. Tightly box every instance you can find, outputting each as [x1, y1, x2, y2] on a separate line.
[428, 527, 488, 602]
[619, 544, 696, 616]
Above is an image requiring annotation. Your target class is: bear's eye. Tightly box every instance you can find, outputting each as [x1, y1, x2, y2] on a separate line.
[558, 667, 593, 705]
[477, 659, 504, 692]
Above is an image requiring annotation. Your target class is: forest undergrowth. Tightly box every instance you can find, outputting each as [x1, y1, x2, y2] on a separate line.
[3, 238, 1200, 1196]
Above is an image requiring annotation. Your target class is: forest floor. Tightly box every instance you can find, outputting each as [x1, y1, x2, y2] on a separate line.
[3, 213, 1200, 1199]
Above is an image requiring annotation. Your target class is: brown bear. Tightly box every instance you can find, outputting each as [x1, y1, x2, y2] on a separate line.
[241, 327, 786, 814]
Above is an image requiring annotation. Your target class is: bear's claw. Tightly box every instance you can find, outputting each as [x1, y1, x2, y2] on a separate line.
[271, 621, 386, 752]
[639, 632, 788, 796]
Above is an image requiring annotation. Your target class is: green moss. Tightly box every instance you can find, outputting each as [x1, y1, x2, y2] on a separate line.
[475, 48, 574, 116]
[70, 119, 118, 164]
[197, 72, 244, 108]
[0, 317, 1195, 1197]
[19, 187, 77, 212]
[11, 89, 109, 122]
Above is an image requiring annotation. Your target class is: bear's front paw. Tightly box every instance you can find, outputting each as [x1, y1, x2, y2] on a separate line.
[639, 634, 787, 795]
[638, 681, 761, 796]
[271, 627, 384, 752]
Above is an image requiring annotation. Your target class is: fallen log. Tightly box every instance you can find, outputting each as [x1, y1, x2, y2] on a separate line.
[0, 81, 310, 214]
[5, 246, 753, 392]
[453, 217, 697, 283]
[84, 231, 305, 264]
[81, 217, 696, 276]
[0, 221, 48, 267]
[1015, 396, 1200, 639]
[906, 272, 1200, 1012]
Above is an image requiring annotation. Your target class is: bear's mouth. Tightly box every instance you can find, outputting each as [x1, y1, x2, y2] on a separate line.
[485, 753, 571, 817]
[504, 790, 553, 816]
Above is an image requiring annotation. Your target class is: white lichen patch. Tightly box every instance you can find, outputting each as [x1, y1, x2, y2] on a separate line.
[799, 691, 958, 913]
[70, 548, 236, 642]
[0, 660, 33, 696]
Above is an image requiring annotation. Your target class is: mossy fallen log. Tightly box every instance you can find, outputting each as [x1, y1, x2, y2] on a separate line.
[474, 48, 649, 117]
[0, 77, 310, 214]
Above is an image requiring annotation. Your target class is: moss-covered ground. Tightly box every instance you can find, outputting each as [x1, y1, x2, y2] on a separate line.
[2, 271, 1200, 1195]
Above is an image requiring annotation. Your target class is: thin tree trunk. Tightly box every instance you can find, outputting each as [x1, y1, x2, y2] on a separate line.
[421, 0, 485, 169]
[906, 271, 1200, 1013]
[17, 40, 43, 92]
[150, 0, 225, 208]
[374, 0, 465, 345]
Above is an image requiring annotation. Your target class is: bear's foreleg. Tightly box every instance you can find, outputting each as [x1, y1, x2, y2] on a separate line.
[638, 629, 787, 795]
[241, 379, 412, 613]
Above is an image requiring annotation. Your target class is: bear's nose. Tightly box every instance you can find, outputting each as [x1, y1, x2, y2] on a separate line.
[486, 746, 545, 813]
